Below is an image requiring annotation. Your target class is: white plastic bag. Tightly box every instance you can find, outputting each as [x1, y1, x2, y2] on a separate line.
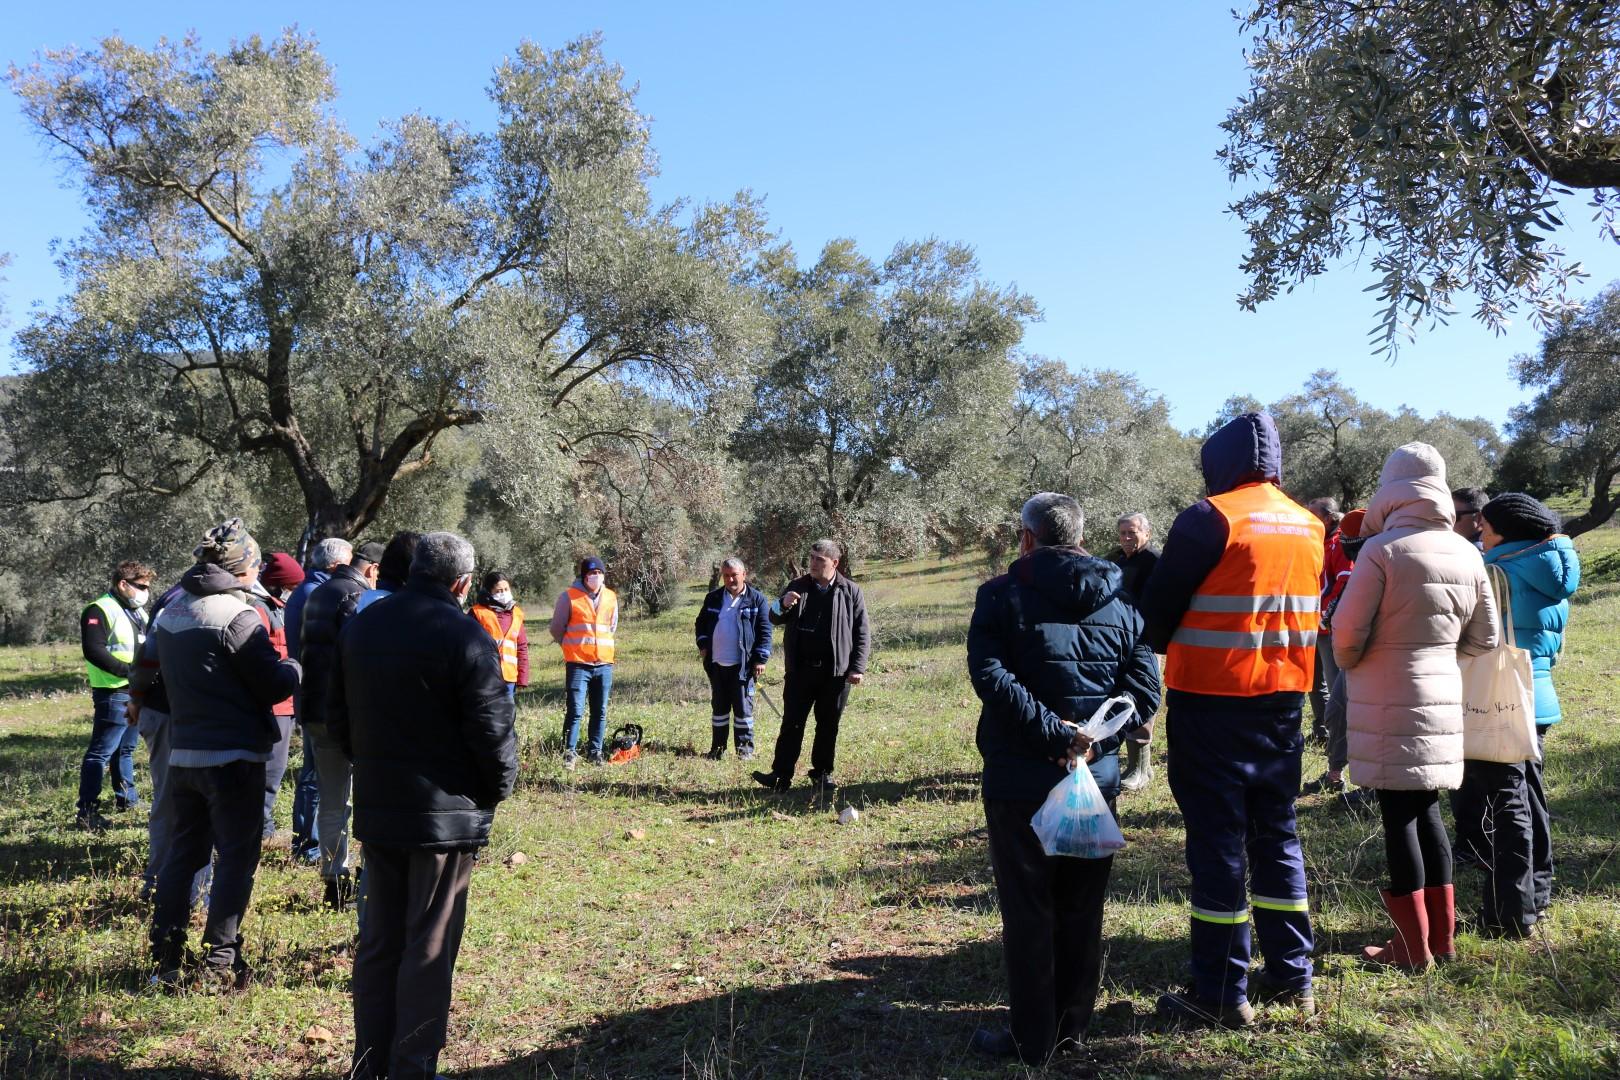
[1029, 696, 1135, 858]
[1461, 565, 1540, 764]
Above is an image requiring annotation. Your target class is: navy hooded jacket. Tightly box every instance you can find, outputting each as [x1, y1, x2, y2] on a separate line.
[969, 545, 1162, 802]
[1141, 411, 1308, 713]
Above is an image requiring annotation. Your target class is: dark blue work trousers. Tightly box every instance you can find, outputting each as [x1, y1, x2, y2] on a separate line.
[1166, 695, 1313, 1007]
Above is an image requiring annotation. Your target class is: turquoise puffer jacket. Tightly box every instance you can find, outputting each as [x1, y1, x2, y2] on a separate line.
[1484, 535, 1580, 724]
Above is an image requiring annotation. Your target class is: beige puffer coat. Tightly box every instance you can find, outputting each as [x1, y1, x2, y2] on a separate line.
[1333, 443, 1499, 791]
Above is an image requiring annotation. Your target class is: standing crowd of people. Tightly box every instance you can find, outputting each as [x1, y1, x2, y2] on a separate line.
[67, 412, 1582, 1074]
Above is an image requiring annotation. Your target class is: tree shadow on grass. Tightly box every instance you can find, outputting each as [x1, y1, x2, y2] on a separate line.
[0, 729, 93, 795]
[0, 670, 84, 700]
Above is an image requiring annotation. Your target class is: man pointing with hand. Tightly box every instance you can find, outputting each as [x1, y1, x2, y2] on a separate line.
[752, 539, 871, 793]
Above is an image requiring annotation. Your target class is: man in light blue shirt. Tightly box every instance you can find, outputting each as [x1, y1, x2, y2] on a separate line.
[694, 559, 773, 760]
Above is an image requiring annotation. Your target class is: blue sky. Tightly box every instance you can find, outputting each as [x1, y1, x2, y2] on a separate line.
[4, 2, 1618, 431]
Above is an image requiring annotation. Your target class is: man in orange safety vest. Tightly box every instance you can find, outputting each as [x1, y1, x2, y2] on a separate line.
[548, 556, 618, 768]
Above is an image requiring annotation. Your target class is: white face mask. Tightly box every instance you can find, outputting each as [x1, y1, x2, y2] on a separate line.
[491, 590, 514, 606]
[585, 572, 605, 591]
[127, 587, 150, 608]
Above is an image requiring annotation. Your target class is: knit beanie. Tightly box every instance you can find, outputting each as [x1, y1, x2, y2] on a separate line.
[193, 517, 261, 575]
[1340, 508, 1366, 539]
[260, 552, 306, 590]
[1482, 493, 1560, 543]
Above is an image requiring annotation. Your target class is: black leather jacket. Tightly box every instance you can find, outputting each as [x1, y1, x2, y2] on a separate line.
[327, 574, 517, 850]
[297, 562, 368, 726]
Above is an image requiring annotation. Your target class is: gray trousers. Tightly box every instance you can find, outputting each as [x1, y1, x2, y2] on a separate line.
[305, 721, 354, 881]
[351, 845, 476, 1080]
[1309, 639, 1340, 735]
[137, 707, 210, 905]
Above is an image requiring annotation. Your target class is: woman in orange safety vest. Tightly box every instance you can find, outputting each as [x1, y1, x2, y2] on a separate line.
[470, 570, 529, 700]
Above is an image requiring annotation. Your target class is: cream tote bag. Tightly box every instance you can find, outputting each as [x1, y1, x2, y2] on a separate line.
[1460, 564, 1540, 764]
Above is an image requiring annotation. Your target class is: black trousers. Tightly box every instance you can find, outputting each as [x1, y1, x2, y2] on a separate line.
[770, 666, 849, 779]
[1528, 726, 1553, 911]
[984, 797, 1112, 1061]
[150, 759, 265, 970]
[1376, 789, 1452, 895]
[352, 845, 477, 1080]
[1454, 759, 1536, 932]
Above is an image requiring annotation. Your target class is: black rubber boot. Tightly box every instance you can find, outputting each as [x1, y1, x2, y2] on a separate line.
[706, 726, 728, 761]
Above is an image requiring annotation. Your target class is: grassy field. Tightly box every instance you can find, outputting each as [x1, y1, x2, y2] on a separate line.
[2, 528, 1618, 1078]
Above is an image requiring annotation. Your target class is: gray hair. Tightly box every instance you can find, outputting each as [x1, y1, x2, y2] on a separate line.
[1117, 512, 1150, 533]
[1021, 492, 1085, 548]
[410, 531, 476, 586]
[309, 537, 353, 570]
[808, 539, 842, 563]
[720, 557, 747, 573]
[1308, 496, 1343, 526]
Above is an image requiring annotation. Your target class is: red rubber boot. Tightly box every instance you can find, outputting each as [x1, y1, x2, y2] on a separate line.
[1362, 889, 1434, 970]
[1424, 884, 1456, 963]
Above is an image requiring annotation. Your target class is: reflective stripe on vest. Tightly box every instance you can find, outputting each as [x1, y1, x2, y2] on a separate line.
[85, 593, 138, 689]
[561, 587, 616, 665]
[1164, 483, 1324, 697]
[473, 604, 525, 683]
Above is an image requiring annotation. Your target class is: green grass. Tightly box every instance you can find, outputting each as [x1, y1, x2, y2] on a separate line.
[2, 545, 1618, 1078]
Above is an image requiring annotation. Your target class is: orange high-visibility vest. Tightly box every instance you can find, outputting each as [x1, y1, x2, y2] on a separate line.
[1164, 483, 1324, 697]
[472, 604, 525, 683]
[561, 587, 617, 664]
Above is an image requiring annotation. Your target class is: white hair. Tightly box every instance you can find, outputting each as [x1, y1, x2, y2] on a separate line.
[309, 538, 353, 570]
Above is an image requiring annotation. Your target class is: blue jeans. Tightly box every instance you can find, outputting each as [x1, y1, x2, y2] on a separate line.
[563, 663, 613, 755]
[505, 682, 517, 701]
[291, 721, 321, 859]
[78, 688, 138, 814]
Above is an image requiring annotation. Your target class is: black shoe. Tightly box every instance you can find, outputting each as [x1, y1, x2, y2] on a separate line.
[808, 772, 838, 792]
[74, 810, 111, 833]
[1156, 989, 1255, 1029]
[752, 770, 790, 792]
[1341, 787, 1377, 811]
[736, 741, 756, 761]
[968, 1026, 1023, 1061]
[1301, 771, 1345, 795]
[585, 750, 605, 766]
[1248, 969, 1316, 1015]
[323, 874, 356, 912]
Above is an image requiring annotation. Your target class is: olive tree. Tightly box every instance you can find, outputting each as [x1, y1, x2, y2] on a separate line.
[1224, 1, 1620, 350]
[1504, 281, 1620, 535]
[731, 237, 1035, 572]
[4, 31, 762, 551]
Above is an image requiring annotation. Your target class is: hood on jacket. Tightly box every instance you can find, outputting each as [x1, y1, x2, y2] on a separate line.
[181, 561, 250, 598]
[1364, 442, 1455, 535]
[1201, 412, 1282, 496]
[1008, 545, 1122, 621]
[1485, 535, 1581, 600]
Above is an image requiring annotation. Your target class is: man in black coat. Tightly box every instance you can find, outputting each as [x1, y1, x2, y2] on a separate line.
[967, 493, 1161, 1064]
[131, 518, 302, 987]
[694, 557, 773, 760]
[297, 542, 377, 907]
[329, 531, 517, 1080]
[752, 538, 871, 792]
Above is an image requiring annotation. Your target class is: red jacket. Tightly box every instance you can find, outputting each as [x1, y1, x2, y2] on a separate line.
[1319, 529, 1355, 632]
[250, 593, 297, 717]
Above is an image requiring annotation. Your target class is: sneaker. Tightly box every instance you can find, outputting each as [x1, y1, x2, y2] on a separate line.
[198, 962, 252, 993]
[1156, 989, 1255, 1029]
[585, 750, 605, 766]
[562, 750, 578, 771]
[752, 770, 790, 792]
[736, 744, 756, 761]
[1301, 771, 1345, 795]
[1248, 970, 1316, 1016]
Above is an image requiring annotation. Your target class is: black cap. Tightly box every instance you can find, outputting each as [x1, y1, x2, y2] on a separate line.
[354, 541, 388, 567]
[1481, 493, 1560, 544]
